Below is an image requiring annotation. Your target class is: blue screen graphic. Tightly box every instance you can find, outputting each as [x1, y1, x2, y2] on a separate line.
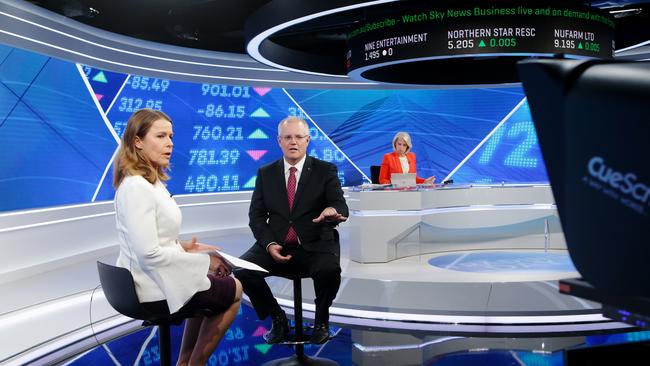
[453, 99, 549, 183]
[0, 43, 548, 212]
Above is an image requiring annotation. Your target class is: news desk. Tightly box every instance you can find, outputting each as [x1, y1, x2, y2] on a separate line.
[347, 184, 566, 263]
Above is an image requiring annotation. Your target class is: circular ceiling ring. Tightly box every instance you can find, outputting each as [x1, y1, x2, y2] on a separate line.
[246, 0, 615, 85]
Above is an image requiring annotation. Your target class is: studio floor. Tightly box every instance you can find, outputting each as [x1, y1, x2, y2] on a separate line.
[60, 226, 645, 365]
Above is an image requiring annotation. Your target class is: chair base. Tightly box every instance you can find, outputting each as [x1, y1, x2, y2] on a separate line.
[262, 354, 339, 366]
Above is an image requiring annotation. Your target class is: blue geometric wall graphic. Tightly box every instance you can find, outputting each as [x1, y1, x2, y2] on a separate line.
[453, 99, 549, 183]
[0, 43, 549, 212]
[81, 65, 129, 113]
[0, 55, 117, 211]
[285, 88, 532, 182]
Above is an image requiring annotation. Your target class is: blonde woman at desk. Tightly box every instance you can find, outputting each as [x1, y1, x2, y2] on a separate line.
[379, 131, 435, 185]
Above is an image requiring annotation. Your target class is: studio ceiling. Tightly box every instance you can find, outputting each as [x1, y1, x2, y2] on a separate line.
[26, 0, 650, 55]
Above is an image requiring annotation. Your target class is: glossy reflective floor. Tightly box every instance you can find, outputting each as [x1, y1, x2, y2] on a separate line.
[194, 228, 611, 335]
[53, 226, 646, 365]
[64, 303, 650, 366]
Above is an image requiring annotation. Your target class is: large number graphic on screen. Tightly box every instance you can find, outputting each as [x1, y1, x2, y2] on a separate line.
[0, 44, 548, 212]
[87, 68, 365, 201]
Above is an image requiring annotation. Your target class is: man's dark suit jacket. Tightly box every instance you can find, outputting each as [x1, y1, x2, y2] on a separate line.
[249, 156, 348, 256]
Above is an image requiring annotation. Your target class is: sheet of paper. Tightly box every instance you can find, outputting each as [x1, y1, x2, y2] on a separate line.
[209, 250, 268, 273]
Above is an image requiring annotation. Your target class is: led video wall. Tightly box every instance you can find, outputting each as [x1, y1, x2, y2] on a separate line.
[0, 43, 547, 212]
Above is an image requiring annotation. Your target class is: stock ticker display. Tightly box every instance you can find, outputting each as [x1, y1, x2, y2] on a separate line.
[347, 2, 614, 70]
[345, 2, 614, 84]
[88, 67, 367, 201]
[0, 43, 548, 211]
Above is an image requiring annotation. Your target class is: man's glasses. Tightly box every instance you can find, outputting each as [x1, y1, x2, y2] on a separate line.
[279, 135, 309, 142]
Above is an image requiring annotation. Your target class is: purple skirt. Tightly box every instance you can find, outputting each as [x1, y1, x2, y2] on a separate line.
[142, 274, 236, 315]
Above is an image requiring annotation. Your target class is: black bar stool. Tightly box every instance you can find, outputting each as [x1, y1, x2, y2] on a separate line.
[263, 272, 338, 366]
[97, 262, 213, 366]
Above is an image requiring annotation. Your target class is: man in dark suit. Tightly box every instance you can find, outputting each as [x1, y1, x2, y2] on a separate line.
[235, 116, 348, 345]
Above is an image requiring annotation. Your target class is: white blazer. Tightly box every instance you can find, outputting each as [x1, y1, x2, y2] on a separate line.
[114, 175, 210, 313]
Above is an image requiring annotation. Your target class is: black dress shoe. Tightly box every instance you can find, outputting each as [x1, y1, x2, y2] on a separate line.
[309, 322, 330, 344]
[264, 312, 289, 344]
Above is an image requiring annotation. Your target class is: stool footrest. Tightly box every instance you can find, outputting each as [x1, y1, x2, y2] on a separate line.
[278, 334, 311, 345]
[279, 325, 333, 345]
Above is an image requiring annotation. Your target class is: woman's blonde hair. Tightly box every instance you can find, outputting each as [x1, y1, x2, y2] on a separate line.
[113, 109, 172, 188]
[392, 131, 413, 153]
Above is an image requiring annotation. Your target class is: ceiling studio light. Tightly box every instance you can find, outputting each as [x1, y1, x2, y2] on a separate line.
[609, 7, 642, 18]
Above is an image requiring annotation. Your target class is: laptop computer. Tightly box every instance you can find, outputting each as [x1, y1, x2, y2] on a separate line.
[391, 173, 416, 187]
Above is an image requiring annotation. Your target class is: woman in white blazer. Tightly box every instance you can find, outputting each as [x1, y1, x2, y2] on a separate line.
[113, 108, 242, 366]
